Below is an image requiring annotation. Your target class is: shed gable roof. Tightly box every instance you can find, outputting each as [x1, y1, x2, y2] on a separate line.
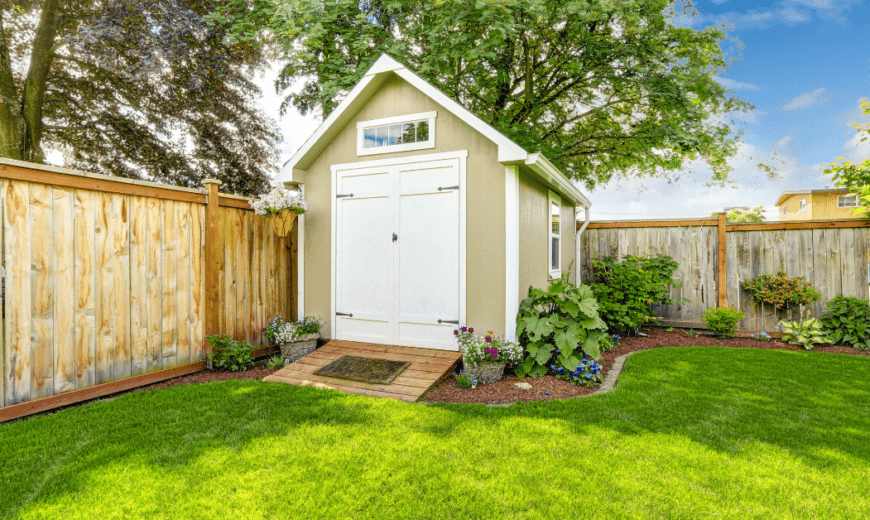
[277, 54, 590, 208]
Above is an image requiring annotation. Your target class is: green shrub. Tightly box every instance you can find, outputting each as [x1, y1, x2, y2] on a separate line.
[779, 318, 831, 350]
[207, 334, 255, 372]
[455, 371, 477, 389]
[588, 254, 684, 335]
[741, 271, 820, 311]
[599, 334, 621, 353]
[820, 295, 870, 350]
[702, 307, 746, 339]
[514, 273, 607, 379]
[266, 356, 285, 369]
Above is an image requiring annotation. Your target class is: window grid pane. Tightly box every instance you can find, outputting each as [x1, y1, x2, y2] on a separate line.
[363, 120, 429, 148]
[551, 238, 560, 270]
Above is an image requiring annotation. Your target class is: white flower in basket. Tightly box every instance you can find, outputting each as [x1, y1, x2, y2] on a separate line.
[249, 186, 308, 238]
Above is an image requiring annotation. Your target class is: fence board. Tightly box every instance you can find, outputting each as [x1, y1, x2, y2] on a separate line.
[74, 189, 96, 389]
[95, 192, 114, 384]
[190, 205, 204, 360]
[53, 187, 75, 394]
[130, 196, 148, 375]
[113, 195, 131, 379]
[30, 184, 54, 399]
[176, 202, 191, 364]
[5, 180, 32, 404]
[146, 197, 162, 371]
[162, 201, 178, 367]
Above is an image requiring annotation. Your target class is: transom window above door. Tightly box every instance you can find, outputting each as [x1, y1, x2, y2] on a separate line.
[357, 111, 437, 156]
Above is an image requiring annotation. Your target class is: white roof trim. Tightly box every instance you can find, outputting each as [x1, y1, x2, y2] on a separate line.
[526, 153, 591, 208]
[277, 54, 590, 209]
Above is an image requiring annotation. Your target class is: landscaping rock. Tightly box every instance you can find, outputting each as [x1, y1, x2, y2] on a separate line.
[514, 382, 533, 390]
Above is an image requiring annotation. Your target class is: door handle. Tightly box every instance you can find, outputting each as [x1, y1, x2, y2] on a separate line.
[438, 319, 459, 324]
[392, 233, 398, 242]
[336, 312, 353, 317]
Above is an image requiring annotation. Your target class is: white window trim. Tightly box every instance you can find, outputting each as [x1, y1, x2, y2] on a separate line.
[549, 190, 561, 278]
[839, 194, 858, 208]
[356, 111, 437, 156]
[781, 205, 787, 217]
[799, 199, 807, 212]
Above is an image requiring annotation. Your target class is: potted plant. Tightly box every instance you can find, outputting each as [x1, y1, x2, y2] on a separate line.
[262, 316, 325, 363]
[249, 186, 308, 238]
[454, 327, 522, 385]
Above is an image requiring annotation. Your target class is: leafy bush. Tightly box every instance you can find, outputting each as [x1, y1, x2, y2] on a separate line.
[514, 274, 607, 379]
[820, 295, 870, 350]
[702, 307, 745, 339]
[588, 254, 683, 335]
[550, 355, 604, 387]
[741, 271, 821, 311]
[207, 335, 255, 371]
[266, 356, 285, 369]
[455, 371, 477, 389]
[685, 328, 697, 338]
[454, 328, 523, 364]
[599, 334, 621, 353]
[779, 318, 831, 350]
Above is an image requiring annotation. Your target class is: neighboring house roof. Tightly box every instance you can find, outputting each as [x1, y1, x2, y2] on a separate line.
[277, 54, 591, 208]
[775, 188, 851, 207]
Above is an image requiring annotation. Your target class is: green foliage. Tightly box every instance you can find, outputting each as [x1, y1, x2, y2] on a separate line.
[266, 356, 285, 370]
[212, 0, 754, 189]
[685, 328, 698, 338]
[514, 273, 607, 379]
[750, 331, 773, 342]
[588, 254, 683, 335]
[823, 98, 870, 218]
[820, 295, 870, 351]
[712, 206, 765, 223]
[599, 334, 621, 353]
[779, 318, 831, 350]
[207, 334, 255, 372]
[702, 307, 745, 339]
[0, 0, 278, 195]
[455, 371, 477, 389]
[550, 355, 604, 387]
[741, 271, 821, 311]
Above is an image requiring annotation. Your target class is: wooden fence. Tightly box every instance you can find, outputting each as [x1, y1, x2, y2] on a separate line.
[579, 217, 870, 332]
[0, 159, 295, 420]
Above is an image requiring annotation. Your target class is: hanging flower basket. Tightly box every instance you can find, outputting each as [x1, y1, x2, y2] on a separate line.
[270, 210, 298, 238]
[249, 186, 307, 238]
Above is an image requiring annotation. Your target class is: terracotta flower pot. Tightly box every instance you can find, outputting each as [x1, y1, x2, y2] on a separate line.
[270, 210, 298, 238]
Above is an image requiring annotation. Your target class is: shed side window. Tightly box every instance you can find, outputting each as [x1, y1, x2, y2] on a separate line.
[549, 191, 561, 276]
[839, 195, 858, 208]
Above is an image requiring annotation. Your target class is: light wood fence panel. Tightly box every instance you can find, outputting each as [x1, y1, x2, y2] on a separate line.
[582, 220, 870, 332]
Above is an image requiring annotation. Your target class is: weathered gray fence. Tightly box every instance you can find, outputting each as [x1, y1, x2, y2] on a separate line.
[579, 218, 870, 332]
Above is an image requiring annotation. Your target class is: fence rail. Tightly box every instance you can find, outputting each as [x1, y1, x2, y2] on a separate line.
[579, 217, 870, 332]
[1, 159, 294, 420]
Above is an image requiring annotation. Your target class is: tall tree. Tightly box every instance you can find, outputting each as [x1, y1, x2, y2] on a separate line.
[825, 98, 870, 218]
[213, 0, 752, 189]
[0, 0, 279, 195]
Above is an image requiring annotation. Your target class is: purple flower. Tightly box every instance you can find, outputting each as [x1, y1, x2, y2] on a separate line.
[261, 328, 267, 332]
[469, 327, 474, 333]
[490, 353, 497, 360]
[485, 337, 492, 343]
[461, 326, 467, 332]
[454, 330, 459, 335]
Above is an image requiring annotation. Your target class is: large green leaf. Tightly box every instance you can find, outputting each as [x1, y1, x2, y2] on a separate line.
[582, 330, 604, 360]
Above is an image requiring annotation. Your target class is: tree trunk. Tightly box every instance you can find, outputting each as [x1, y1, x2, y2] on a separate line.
[21, 0, 63, 163]
[0, 10, 23, 160]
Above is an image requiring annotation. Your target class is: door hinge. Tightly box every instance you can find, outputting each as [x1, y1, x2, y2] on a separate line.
[336, 193, 354, 198]
[392, 233, 398, 242]
[437, 319, 459, 324]
[336, 312, 353, 317]
[437, 185, 460, 192]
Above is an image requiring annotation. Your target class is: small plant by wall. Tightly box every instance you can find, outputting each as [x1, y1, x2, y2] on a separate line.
[741, 271, 820, 311]
[702, 307, 746, 339]
[820, 295, 870, 351]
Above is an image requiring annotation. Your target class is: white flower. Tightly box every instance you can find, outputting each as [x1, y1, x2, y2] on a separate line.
[249, 187, 308, 216]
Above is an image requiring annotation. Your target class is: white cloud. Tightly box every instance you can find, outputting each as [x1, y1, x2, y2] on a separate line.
[782, 87, 830, 112]
[842, 131, 870, 164]
[684, 0, 862, 29]
[714, 77, 761, 91]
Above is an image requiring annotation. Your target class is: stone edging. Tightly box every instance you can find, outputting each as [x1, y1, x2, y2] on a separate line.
[594, 351, 636, 394]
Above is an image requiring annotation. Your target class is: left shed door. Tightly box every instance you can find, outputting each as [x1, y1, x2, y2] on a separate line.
[334, 165, 394, 344]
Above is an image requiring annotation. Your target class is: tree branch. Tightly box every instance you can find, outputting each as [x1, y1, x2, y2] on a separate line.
[22, 0, 63, 162]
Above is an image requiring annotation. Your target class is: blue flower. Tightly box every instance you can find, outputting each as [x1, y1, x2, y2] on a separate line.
[543, 391, 550, 396]
[585, 374, 592, 379]
[554, 349, 561, 355]
[549, 365, 556, 371]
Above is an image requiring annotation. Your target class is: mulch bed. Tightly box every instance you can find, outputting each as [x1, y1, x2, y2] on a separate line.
[420, 329, 870, 405]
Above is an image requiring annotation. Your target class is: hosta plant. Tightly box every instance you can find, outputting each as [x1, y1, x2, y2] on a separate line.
[820, 295, 870, 350]
[514, 273, 607, 379]
[702, 307, 746, 339]
[741, 271, 820, 311]
[779, 318, 832, 350]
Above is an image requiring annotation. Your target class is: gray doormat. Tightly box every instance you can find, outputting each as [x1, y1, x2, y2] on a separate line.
[314, 355, 411, 385]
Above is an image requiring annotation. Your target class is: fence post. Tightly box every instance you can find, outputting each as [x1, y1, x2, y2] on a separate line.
[717, 212, 728, 308]
[203, 179, 222, 365]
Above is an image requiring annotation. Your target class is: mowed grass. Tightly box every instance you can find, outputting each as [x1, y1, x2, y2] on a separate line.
[2, 347, 870, 520]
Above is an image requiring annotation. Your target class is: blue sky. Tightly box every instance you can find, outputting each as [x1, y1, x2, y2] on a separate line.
[264, 0, 870, 221]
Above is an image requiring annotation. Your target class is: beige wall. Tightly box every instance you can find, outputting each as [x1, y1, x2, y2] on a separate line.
[300, 73, 506, 338]
[517, 170, 577, 305]
[779, 192, 861, 221]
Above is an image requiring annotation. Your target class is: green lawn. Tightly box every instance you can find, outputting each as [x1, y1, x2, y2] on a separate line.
[2, 347, 869, 519]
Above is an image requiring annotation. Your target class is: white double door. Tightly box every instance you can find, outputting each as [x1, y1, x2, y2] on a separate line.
[334, 157, 461, 350]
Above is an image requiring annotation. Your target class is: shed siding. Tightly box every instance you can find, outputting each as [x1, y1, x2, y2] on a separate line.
[301, 74, 506, 338]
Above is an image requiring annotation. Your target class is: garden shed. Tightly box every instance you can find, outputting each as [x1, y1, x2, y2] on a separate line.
[277, 54, 592, 350]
